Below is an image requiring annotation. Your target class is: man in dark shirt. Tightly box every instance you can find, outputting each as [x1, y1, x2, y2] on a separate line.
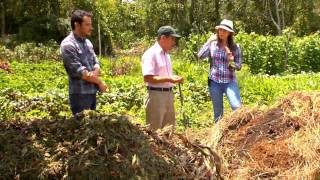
[60, 10, 107, 115]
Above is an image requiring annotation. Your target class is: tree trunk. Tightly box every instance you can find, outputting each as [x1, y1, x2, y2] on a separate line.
[1, 2, 5, 37]
[189, 0, 195, 27]
[105, 32, 113, 56]
[214, 0, 220, 24]
[281, 1, 285, 29]
[268, 0, 282, 35]
[284, 32, 290, 70]
[243, 0, 249, 16]
[98, 18, 102, 56]
[274, 0, 282, 34]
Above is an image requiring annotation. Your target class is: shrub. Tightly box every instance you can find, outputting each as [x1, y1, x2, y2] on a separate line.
[180, 32, 320, 75]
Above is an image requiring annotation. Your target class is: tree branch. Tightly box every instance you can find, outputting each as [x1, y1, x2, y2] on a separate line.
[268, 0, 282, 35]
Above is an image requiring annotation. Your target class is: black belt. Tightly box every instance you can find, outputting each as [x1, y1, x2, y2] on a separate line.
[147, 86, 173, 91]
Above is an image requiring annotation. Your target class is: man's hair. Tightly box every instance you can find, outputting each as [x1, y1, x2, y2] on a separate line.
[71, 10, 92, 30]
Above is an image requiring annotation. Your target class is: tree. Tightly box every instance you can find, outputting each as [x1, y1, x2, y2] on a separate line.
[1, 1, 5, 37]
[265, 0, 286, 35]
[1, 0, 320, 52]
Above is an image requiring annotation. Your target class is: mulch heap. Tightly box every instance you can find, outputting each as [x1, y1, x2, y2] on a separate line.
[2, 92, 319, 179]
[0, 111, 221, 179]
[209, 92, 320, 179]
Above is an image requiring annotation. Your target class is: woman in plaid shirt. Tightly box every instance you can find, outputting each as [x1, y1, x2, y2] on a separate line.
[198, 19, 242, 123]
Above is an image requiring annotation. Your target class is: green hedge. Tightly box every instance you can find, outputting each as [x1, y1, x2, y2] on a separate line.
[181, 32, 320, 75]
[0, 40, 60, 62]
[2, 32, 320, 74]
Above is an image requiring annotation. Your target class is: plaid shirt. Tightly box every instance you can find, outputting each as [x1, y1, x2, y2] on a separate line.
[198, 41, 242, 83]
[60, 32, 99, 94]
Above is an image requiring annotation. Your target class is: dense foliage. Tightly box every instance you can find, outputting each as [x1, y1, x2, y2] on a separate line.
[1, 57, 320, 130]
[1, 0, 320, 54]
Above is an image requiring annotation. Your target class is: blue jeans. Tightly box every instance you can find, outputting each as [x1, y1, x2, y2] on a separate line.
[208, 80, 241, 123]
[69, 94, 96, 115]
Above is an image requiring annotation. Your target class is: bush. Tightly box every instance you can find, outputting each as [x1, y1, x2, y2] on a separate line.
[179, 32, 210, 61]
[288, 33, 320, 73]
[236, 33, 287, 74]
[14, 40, 61, 62]
[180, 32, 320, 75]
[0, 45, 14, 61]
[0, 41, 61, 62]
[101, 56, 141, 76]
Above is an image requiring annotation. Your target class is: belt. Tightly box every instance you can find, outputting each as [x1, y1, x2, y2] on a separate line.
[147, 86, 173, 92]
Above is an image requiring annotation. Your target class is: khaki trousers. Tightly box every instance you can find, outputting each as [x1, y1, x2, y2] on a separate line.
[145, 90, 175, 131]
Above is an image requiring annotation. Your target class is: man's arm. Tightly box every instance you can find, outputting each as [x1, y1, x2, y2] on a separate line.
[142, 53, 183, 84]
[90, 43, 100, 77]
[61, 44, 107, 92]
[86, 48, 106, 91]
[82, 70, 102, 84]
[61, 44, 87, 79]
[144, 75, 183, 84]
[93, 64, 100, 77]
[82, 70, 107, 92]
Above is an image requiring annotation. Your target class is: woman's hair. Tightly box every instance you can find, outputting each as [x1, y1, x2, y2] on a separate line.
[217, 31, 237, 54]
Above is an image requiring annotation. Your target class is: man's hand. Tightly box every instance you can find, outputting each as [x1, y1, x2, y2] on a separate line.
[82, 71, 95, 81]
[170, 75, 184, 84]
[98, 82, 107, 93]
[93, 64, 100, 78]
[82, 70, 108, 92]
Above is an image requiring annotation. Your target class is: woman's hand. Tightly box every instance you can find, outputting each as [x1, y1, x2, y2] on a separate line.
[225, 46, 236, 69]
[225, 46, 232, 54]
[207, 33, 217, 42]
[225, 46, 234, 59]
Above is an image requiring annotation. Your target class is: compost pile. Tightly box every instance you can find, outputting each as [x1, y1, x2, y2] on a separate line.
[209, 92, 320, 179]
[0, 111, 221, 179]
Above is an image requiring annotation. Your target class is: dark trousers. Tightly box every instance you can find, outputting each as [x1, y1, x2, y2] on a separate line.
[69, 94, 96, 115]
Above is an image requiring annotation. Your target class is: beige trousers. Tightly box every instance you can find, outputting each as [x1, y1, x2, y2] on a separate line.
[145, 90, 175, 131]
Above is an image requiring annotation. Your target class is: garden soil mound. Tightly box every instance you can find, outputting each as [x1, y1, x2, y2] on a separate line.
[212, 92, 320, 179]
[1, 92, 319, 179]
[0, 112, 221, 179]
